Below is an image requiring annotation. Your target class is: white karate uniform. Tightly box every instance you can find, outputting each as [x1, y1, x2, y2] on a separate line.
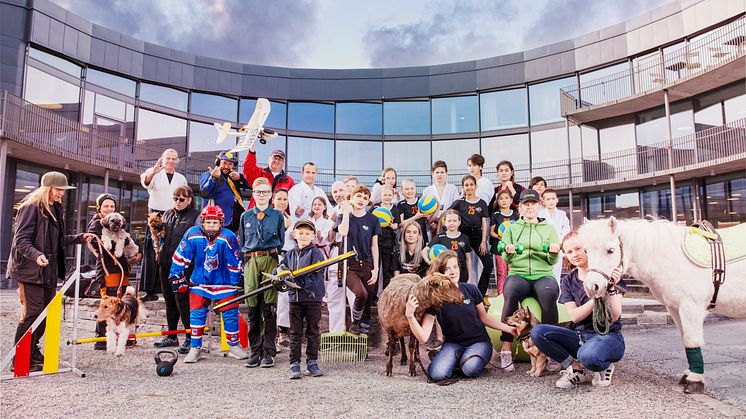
[325, 205, 356, 333]
[422, 183, 460, 220]
[288, 182, 330, 221]
[139, 168, 188, 212]
[539, 207, 571, 279]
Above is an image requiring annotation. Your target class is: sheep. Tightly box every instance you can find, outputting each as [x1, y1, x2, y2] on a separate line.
[378, 273, 464, 377]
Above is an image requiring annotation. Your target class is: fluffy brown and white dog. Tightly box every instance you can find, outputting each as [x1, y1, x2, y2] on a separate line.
[505, 306, 548, 377]
[147, 212, 165, 262]
[101, 212, 139, 264]
[93, 286, 145, 356]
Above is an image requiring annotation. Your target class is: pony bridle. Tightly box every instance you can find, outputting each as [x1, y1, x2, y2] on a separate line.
[587, 238, 624, 292]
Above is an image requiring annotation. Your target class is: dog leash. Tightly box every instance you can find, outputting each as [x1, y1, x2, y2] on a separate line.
[95, 236, 127, 298]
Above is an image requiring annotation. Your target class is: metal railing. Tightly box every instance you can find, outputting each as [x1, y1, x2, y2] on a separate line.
[560, 16, 745, 114]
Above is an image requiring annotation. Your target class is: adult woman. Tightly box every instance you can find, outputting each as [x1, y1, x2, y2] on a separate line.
[405, 251, 515, 382]
[531, 231, 626, 388]
[492, 160, 525, 211]
[154, 186, 201, 354]
[498, 189, 561, 371]
[87, 193, 141, 350]
[10, 172, 94, 370]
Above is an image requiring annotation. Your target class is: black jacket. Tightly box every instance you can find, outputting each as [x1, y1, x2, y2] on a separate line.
[8, 202, 84, 287]
[284, 245, 325, 303]
[158, 206, 201, 274]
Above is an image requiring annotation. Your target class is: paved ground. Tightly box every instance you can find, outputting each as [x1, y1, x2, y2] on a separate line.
[0, 290, 744, 418]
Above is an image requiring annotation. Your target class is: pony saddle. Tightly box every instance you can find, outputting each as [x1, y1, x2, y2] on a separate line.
[682, 222, 746, 268]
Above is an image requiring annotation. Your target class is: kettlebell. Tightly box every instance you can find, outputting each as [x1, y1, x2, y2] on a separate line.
[155, 349, 178, 377]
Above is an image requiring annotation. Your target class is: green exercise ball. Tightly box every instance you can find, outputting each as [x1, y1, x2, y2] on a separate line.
[485, 295, 571, 362]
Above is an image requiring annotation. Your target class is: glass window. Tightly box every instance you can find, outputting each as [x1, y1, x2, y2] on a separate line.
[704, 174, 745, 227]
[431, 96, 478, 134]
[384, 101, 430, 135]
[641, 184, 694, 224]
[480, 88, 527, 131]
[140, 83, 188, 111]
[335, 141, 382, 186]
[287, 102, 334, 133]
[191, 92, 238, 122]
[286, 136, 333, 170]
[724, 94, 746, 123]
[136, 109, 187, 159]
[530, 128, 569, 186]
[239, 99, 287, 130]
[529, 76, 575, 125]
[188, 120, 226, 159]
[636, 102, 694, 147]
[86, 68, 136, 97]
[480, 134, 530, 183]
[383, 141, 431, 173]
[28, 47, 82, 77]
[585, 191, 640, 219]
[581, 125, 599, 158]
[632, 51, 662, 95]
[595, 123, 635, 181]
[431, 138, 479, 184]
[578, 62, 630, 106]
[23, 66, 81, 121]
[694, 102, 723, 132]
[336, 102, 382, 135]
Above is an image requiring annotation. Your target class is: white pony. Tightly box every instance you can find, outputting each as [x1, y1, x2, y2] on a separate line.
[578, 217, 746, 394]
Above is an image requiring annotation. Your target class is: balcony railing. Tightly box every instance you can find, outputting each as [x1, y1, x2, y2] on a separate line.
[560, 16, 745, 115]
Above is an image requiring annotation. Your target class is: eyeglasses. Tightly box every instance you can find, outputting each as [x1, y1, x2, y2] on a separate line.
[173, 197, 188, 202]
[254, 190, 271, 196]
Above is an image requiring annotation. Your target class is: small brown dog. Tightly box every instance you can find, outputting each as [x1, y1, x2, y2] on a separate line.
[93, 286, 145, 356]
[505, 307, 548, 377]
[147, 212, 165, 261]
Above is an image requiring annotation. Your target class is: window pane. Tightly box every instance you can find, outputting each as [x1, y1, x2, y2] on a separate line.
[704, 175, 746, 226]
[724, 94, 746, 123]
[23, 66, 80, 120]
[335, 141, 382, 185]
[28, 47, 82, 77]
[529, 76, 575, 125]
[581, 126, 599, 158]
[239, 99, 287, 130]
[288, 102, 334, 133]
[86, 68, 136, 97]
[480, 89, 527, 131]
[140, 83, 188, 111]
[191, 92, 238, 122]
[432, 96, 478, 134]
[188, 120, 225, 155]
[431, 138, 479, 184]
[597, 123, 635, 180]
[336, 103, 382, 135]
[384, 141, 431, 172]
[481, 134, 530, 184]
[531, 128, 569, 186]
[384, 101, 430, 135]
[694, 102, 723, 132]
[136, 109, 187, 157]
[586, 191, 640, 219]
[641, 184, 694, 224]
[287, 136, 333, 170]
[578, 62, 630, 105]
[636, 102, 694, 147]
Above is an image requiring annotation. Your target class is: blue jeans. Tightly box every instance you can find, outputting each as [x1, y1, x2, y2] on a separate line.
[427, 340, 493, 381]
[530, 324, 625, 372]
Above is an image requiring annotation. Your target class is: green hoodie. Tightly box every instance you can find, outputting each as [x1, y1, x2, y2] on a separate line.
[501, 217, 560, 280]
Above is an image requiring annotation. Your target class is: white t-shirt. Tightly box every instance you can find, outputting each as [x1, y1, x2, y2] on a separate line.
[475, 176, 495, 207]
[139, 168, 188, 212]
[422, 183, 459, 219]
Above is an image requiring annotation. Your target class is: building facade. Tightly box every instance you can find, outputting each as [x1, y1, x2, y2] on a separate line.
[0, 0, 744, 276]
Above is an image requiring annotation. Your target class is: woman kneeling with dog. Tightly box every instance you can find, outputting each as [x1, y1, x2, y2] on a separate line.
[531, 231, 626, 388]
[406, 250, 515, 382]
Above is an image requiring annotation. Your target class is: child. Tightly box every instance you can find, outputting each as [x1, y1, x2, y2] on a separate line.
[492, 160, 525, 211]
[325, 181, 356, 333]
[343, 176, 359, 193]
[466, 154, 494, 206]
[338, 185, 381, 335]
[538, 189, 570, 280]
[531, 231, 626, 389]
[394, 222, 429, 277]
[371, 167, 403, 205]
[169, 205, 248, 363]
[310, 196, 333, 247]
[272, 188, 293, 348]
[448, 175, 492, 296]
[489, 189, 519, 295]
[284, 219, 327, 379]
[422, 209, 473, 284]
[398, 178, 431, 239]
[239, 177, 286, 368]
[528, 176, 548, 212]
[422, 160, 459, 238]
[374, 186, 401, 289]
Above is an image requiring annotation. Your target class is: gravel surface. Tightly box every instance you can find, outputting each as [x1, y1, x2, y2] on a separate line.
[0, 291, 742, 418]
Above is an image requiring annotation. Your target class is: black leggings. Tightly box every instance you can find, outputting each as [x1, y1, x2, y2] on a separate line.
[159, 265, 190, 339]
[468, 236, 494, 296]
[500, 275, 559, 342]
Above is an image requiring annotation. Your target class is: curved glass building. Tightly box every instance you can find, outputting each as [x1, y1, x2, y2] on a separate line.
[0, 0, 743, 268]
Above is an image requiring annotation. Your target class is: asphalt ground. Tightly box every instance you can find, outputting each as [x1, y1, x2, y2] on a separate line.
[0, 290, 744, 418]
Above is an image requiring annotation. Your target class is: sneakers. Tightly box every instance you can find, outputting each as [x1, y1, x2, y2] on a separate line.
[360, 321, 371, 335]
[592, 364, 615, 387]
[289, 362, 302, 379]
[227, 345, 249, 360]
[555, 365, 594, 389]
[94, 341, 107, 351]
[260, 355, 275, 368]
[499, 350, 515, 372]
[141, 293, 159, 302]
[305, 360, 323, 377]
[177, 339, 190, 355]
[245, 354, 261, 368]
[349, 321, 362, 335]
[547, 358, 562, 372]
[154, 337, 179, 348]
[184, 347, 201, 363]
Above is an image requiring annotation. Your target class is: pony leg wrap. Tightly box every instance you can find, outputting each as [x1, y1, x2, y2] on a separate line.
[685, 347, 704, 374]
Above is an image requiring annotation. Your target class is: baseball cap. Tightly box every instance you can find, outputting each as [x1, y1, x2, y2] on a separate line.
[41, 172, 76, 190]
[293, 219, 316, 232]
[519, 189, 541, 204]
[270, 150, 286, 160]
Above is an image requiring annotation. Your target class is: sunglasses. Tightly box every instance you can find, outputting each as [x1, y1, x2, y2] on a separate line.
[173, 196, 189, 202]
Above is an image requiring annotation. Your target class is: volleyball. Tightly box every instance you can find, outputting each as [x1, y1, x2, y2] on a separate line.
[417, 194, 437, 215]
[372, 207, 393, 228]
[497, 220, 515, 239]
[428, 243, 447, 261]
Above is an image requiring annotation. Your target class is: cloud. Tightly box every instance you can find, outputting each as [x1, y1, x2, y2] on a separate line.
[52, 0, 319, 67]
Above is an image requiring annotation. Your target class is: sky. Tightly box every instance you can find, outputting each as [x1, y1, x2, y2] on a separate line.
[52, 0, 674, 69]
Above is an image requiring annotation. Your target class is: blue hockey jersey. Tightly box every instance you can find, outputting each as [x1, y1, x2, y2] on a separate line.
[170, 226, 242, 286]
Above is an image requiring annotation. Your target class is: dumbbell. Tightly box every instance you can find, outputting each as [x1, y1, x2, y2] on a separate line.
[542, 241, 560, 254]
[515, 243, 524, 254]
[498, 242, 524, 254]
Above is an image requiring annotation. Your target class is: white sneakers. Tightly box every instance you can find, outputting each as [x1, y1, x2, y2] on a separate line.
[592, 364, 615, 387]
[227, 345, 249, 360]
[184, 347, 201, 363]
[499, 351, 514, 372]
[555, 365, 594, 388]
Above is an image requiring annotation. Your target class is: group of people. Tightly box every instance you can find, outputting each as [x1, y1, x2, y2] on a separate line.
[8, 142, 626, 387]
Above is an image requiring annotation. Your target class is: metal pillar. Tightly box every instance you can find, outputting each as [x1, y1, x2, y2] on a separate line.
[663, 89, 678, 222]
[0, 139, 8, 239]
[103, 169, 110, 193]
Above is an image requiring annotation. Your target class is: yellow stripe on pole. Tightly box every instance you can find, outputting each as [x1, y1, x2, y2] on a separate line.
[220, 315, 229, 352]
[43, 292, 63, 374]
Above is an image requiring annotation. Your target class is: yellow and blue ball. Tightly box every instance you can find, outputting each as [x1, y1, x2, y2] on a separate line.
[417, 194, 437, 215]
[372, 207, 393, 228]
[428, 243, 448, 261]
[497, 220, 515, 239]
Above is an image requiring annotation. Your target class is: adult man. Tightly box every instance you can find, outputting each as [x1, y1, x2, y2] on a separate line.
[139, 149, 188, 301]
[199, 151, 250, 232]
[242, 142, 294, 208]
[287, 162, 329, 222]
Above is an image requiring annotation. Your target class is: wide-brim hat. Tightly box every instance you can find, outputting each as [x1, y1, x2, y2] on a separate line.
[41, 171, 75, 190]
